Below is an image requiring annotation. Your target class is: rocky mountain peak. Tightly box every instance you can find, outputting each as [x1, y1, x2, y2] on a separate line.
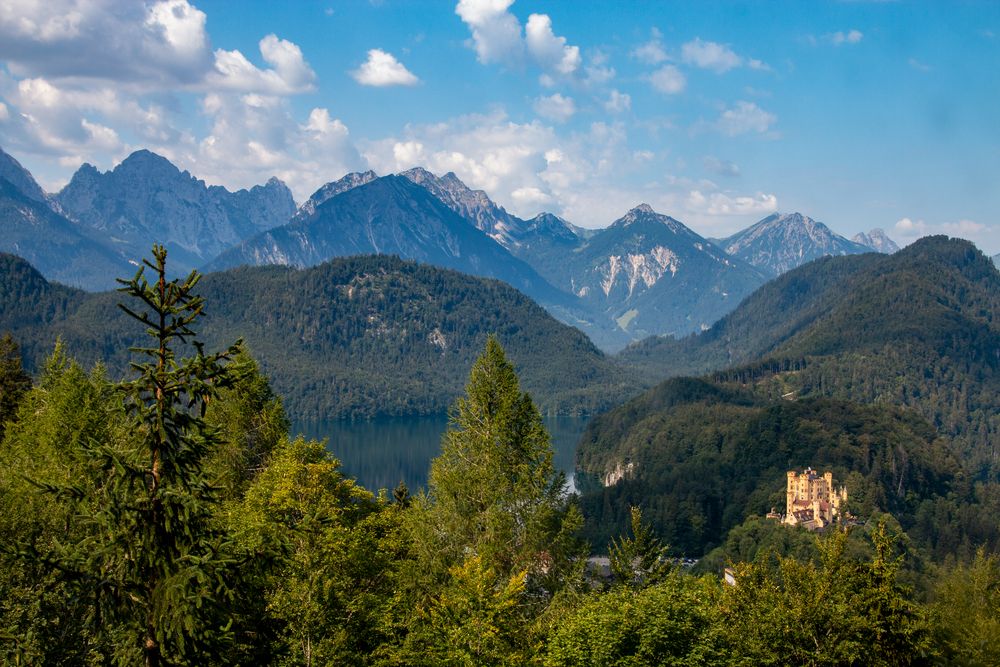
[298, 170, 379, 217]
[852, 228, 900, 254]
[0, 146, 49, 203]
[721, 211, 870, 276]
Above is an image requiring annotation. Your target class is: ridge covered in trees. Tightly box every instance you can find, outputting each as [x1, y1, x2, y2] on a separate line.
[0, 247, 997, 663]
[0, 252, 637, 419]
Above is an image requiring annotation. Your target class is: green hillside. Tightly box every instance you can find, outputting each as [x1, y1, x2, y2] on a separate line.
[582, 237, 1000, 557]
[617, 236, 1000, 471]
[0, 253, 638, 419]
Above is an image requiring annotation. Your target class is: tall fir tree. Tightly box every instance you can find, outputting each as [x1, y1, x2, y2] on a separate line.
[27, 246, 244, 666]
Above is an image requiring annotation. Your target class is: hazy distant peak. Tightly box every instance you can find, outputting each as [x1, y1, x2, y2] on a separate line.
[722, 211, 870, 276]
[0, 145, 49, 203]
[298, 170, 379, 217]
[852, 228, 900, 254]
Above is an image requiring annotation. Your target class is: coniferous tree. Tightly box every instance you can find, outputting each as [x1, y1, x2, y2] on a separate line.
[28, 246, 244, 666]
[0, 332, 31, 440]
[608, 506, 673, 589]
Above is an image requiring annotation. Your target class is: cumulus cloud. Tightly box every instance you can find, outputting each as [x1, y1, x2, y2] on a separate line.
[351, 49, 419, 86]
[454, 0, 581, 79]
[209, 34, 316, 95]
[525, 13, 580, 75]
[0, 0, 212, 85]
[716, 101, 777, 136]
[632, 28, 669, 65]
[533, 93, 576, 122]
[649, 64, 686, 94]
[454, 0, 525, 66]
[604, 89, 631, 113]
[681, 38, 742, 73]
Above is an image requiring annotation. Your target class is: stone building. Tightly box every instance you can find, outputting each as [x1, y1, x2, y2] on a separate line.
[782, 468, 848, 530]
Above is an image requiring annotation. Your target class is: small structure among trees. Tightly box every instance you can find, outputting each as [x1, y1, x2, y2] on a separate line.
[777, 468, 848, 530]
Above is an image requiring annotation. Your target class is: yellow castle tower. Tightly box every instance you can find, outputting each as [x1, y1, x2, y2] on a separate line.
[782, 468, 847, 530]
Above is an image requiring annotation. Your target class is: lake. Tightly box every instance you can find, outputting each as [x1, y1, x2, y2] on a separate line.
[293, 415, 592, 494]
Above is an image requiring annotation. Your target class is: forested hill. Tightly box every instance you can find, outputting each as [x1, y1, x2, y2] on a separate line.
[0, 253, 637, 419]
[575, 382, 976, 558]
[619, 236, 999, 381]
[578, 236, 1000, 555]
[616, 237, 1000, 468]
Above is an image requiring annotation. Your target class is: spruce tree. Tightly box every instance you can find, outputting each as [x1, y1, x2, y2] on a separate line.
[29, 246, 243, 666]
[0, 332, 31, 440]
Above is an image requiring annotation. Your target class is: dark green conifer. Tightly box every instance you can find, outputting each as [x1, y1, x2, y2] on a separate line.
[29, 246, 243, 666]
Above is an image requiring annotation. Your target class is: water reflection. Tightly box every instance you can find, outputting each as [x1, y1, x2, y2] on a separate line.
[293, 415, 591, 494]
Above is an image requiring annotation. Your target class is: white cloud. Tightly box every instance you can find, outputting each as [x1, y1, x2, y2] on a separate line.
[716, 101, 776, 136]
[351, 49, 419, 86]
[533, 93, 576, 122]
[894, 217, 991, 242]
[454, 1, 582, 79]
[908, 57, 931, 72]
[649, 64, 686, 94]
[0, 101, 8, 121]
[454, 0, 525, 66]
[604, 89, 631, 113]
[0, 0, 212, 85]
[830, 29, 864, 45]
[681, 38, 742, 73]
[687, 189, 777, 216]
[525, 13, 581, 75]
[209, 34, 316, 95]
[632, 29, 669, 65]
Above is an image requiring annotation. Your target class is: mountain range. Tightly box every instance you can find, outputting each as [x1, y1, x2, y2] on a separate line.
[717, 212, 872, 277]
[1, 145, 910, 350]
[54, 149, 296, 273]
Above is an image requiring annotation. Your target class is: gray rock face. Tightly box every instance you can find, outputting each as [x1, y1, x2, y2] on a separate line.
[721, 212, 871, 276]
[296, 170, 378, 218]
[399, 167, 530, 249]
[852, 228, 900, 254]
[0, 176, 129, 290]
[556, 204, 767, 338]
[55, 150, 296, 273]
[0, 147, 48, 203]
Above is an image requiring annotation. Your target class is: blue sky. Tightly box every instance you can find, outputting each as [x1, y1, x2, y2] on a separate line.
[0, 1, 997, 251]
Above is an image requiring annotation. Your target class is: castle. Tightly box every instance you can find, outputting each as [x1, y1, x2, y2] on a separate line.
[774, 468, 848, 530]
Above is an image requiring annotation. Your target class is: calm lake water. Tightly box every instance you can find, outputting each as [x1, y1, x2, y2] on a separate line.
[293, 415, 592, 494]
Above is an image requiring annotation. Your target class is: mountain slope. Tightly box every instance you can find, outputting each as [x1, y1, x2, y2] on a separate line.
[618, 235, 1000, 466]
[399, 167, 530, 249]
[54, 150, 295, 274]
[852, 228, 900, 254]
[0, 253, 638, 419]
[721, 212, 871, 276]
[0, 177, 131, 290]
[579, 237, 1000, 557]
[208, 174, 632, 351]
[0, 147, 47, 204]
[560, 204, 767, 338]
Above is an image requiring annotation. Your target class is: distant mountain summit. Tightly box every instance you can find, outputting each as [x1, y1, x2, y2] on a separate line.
[54, 150, 295, 273]
[296, 170, 378, 218]
[399, 166, 531, 249]
[558, 203, 766, 338]
[721, 212, 870, 276]
[0, 147, 48, 204]
[852, 228, 900, 254]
